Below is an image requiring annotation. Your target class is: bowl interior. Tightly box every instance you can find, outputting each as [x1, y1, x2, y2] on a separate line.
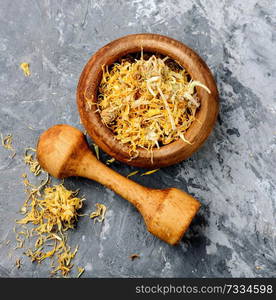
[77, 34, 219, 168]
[96, 51, 198, 146]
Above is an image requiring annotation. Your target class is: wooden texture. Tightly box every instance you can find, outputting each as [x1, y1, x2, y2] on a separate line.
[77, 33, 219, 168]
[37, 124, 201, 245]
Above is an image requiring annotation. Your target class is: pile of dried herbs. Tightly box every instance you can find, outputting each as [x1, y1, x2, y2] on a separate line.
[13, 149, 106, 277]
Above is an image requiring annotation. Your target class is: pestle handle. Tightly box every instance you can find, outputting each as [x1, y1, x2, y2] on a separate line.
[78, 151, 163, 214]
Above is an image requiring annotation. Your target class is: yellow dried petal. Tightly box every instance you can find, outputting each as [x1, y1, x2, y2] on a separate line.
[93, 144, 100, 160]
[127, 170, 139, 178]
[106, 158, 115, 165]
[20, 62, 31, 76]
[90, 203, 107, 223]
[140, 169, 159, 176]
[1, 133, 14, 150]
[77, 267, 85, 278]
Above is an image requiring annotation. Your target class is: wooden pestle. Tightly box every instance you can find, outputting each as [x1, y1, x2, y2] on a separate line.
[37, 124, 201, 245]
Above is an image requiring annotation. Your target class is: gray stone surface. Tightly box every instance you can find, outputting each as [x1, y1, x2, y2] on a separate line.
[0, 0, 275, 278]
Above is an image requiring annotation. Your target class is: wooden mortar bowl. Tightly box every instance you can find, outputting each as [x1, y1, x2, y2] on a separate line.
[77, 33, 219, 168]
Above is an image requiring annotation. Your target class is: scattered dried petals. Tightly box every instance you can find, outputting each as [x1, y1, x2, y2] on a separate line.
[16, 171, 84, 277]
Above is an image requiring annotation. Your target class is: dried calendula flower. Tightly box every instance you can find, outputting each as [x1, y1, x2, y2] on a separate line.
[24, 148, 42, 176]
[127, 170, 139, 178]
[101, 106, 120, 124]
[14, 234, 25, 250]
[97, 52, 210, 162]
[17, 183, 84, 231]
[1, 133, 16, 158]
[1, 133, 17, 158]
[20, 62, 30, 76]
[140, 169, 159, 176]
[16, 172, 85, 277]
[84, 93, 94, 111]
[106, 157, 115, 165]
[1, 133, 14, 150]
[51, 244, 79, 277]
[15, 259, 22, 269]
[90, 203, 107, 223]
[76, 266, 85, 278]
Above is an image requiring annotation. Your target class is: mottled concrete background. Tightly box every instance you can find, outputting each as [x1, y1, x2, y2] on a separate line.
[0, 0, 275, 278]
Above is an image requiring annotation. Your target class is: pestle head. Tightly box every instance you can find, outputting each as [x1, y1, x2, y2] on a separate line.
[37, 124, 89, 178]
[145, 188, 201, 245]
